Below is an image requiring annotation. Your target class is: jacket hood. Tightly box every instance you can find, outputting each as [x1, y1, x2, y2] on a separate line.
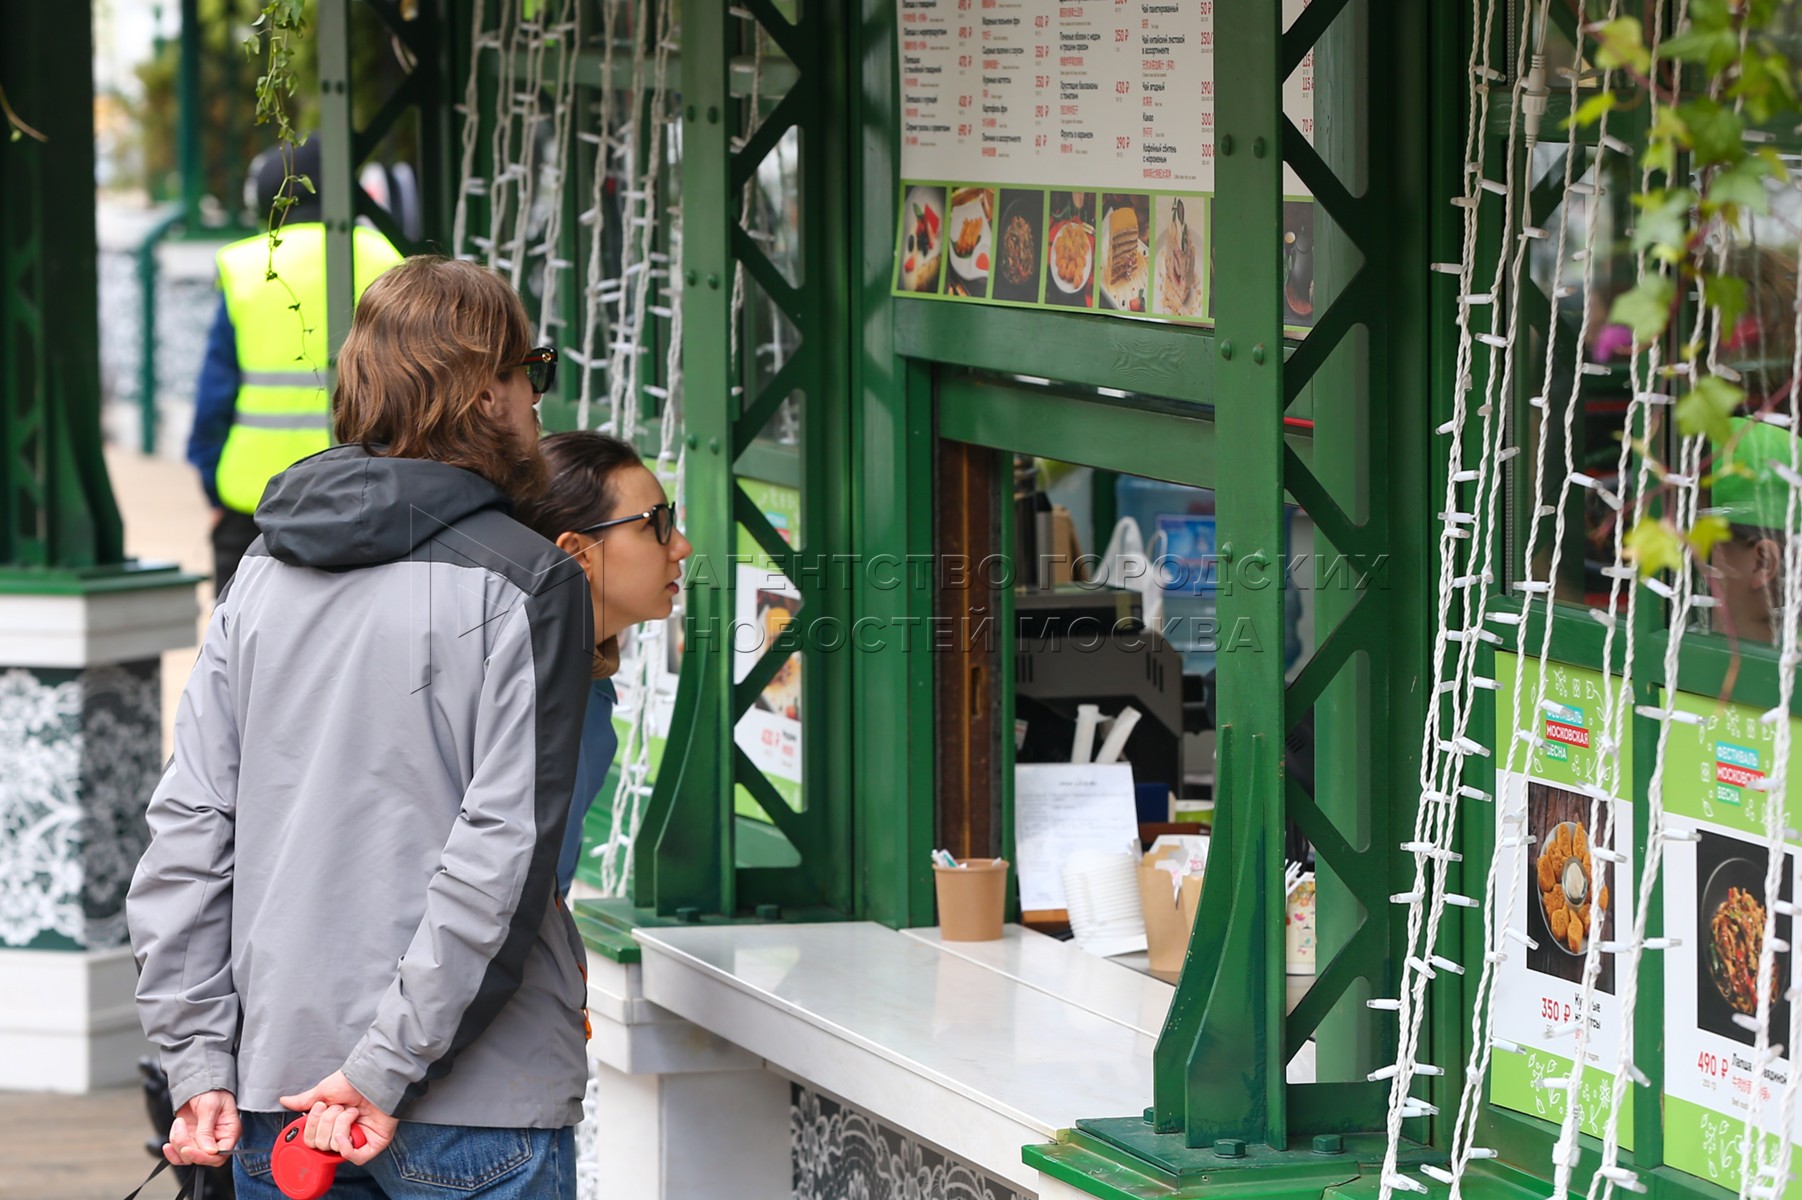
[257, 445, 513, 569]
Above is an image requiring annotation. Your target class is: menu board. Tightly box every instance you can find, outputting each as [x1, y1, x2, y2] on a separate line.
[1662, 690, 1802, 1196]
[1488, 655, 1636, 1146]
[893, 0, 1317, 328]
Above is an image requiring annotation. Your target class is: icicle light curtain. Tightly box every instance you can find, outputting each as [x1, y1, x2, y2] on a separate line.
[1378, 5, 1802, 1200]
[452, 0, 685, 901]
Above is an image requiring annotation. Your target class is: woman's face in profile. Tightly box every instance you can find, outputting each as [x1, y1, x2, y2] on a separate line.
[576, 465, 690, 641]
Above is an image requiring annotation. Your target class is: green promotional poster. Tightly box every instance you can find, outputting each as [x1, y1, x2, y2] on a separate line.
[1661, 689, 1802, 1197]
[1489, 655, 1634, 1144]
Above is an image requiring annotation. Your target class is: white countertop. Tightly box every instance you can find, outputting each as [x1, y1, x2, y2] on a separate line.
[635, 923, 1161, 1144]
[632, 922, 1316, 1191]
[899, 926, 1176, 1037]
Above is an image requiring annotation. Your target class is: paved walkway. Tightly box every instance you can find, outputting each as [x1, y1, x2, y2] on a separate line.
[0, 1086, 166, 1200]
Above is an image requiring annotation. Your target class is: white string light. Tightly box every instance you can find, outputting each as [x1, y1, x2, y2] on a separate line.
[482, 0, 528, 271]
[530, 0, 583, 338]
[575, 0, 625, 432]
[1732, 17, 1802, 1194]
[450, 0, 489, 258]
[608, 0, 676, 443]
[1445, 5, 1637, 1191]
[595, 0, 683, 897]
[1378, 0, 1536, 1189]
[504, 4, 555, 289]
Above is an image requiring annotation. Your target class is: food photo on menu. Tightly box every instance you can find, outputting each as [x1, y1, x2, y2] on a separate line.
[1097, 193, 1152, 314]
[1152, 194, 1205, 319]
[897, 184, 946, 293]
[755, 590, 802, 722]
[1044, 190, 1096, 308]
[944, 185, 995, 300]
[1693, 830, 1792, 1047]
[991, 188, 1045, 304]
[1526, 782, 1616, 993]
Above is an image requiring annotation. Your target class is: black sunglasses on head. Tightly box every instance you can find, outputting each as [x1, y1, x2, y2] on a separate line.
[577, 502, 676, 545]
[513, 347, 558, 395]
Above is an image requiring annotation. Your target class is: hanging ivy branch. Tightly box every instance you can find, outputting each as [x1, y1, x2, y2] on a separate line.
[244, 0, 314, 352]
[1570, 0, 1801, 588]
[0, 81, 47, 143]
[245, 0, 315, 274]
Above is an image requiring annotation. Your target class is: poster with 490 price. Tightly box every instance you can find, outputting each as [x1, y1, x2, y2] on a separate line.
[1661, 690, 1802, 1198]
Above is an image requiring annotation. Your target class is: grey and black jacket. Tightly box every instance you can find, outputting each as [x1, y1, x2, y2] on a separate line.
[128, 446, 593, 1128]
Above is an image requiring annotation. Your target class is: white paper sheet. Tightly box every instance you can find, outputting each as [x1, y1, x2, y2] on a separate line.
[1015, 762, 1140, 911]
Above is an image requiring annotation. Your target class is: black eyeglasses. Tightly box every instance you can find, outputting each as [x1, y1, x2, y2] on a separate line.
[513, 347, 558, 395]
[578, 503, 676, 545]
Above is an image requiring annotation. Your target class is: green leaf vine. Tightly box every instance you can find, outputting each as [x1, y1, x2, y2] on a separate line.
[1567, 0, 1802, 605]
[245, 0, 314, 276]
[244, 0, 313, 349]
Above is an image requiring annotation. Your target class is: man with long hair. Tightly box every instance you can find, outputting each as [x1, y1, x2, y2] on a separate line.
[129, 258, 592, 1197]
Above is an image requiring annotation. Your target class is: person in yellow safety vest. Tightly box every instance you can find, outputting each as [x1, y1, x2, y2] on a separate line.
[186, 140, 404, 592]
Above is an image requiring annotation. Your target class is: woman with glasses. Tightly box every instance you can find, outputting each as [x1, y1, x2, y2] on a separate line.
[522, 423, 693, 894]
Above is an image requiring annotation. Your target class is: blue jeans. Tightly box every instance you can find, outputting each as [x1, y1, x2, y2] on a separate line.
[232, 1110, 575, 1199]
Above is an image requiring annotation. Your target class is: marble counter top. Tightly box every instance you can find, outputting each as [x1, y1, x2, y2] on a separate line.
[635, 922, 1167, 1189]
[637, 923, 1158, 1137]
[613, 921, 1319, 1193]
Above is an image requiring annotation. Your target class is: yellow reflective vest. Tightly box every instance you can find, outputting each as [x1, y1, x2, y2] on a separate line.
[213, 224, 404, 513]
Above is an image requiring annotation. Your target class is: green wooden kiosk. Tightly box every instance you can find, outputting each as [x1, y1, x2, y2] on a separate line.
[6, 1, 1798, 1198]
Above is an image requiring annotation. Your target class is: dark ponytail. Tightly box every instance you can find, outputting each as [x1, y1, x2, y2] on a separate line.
[521, 431, 646, 541]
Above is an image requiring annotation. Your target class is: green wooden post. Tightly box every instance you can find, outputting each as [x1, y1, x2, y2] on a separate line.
[1154, 0, 1291, 1150]
[639, 0, 734, 917]
[850, 0, 937, 928]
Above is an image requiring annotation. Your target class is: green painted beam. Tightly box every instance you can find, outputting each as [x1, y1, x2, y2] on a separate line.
[736, 439, 800, 490]
[1025, 1123, 1439, 1200]
[0, 564, 201, 595]
[570, 901, 642, 963]
[896, 302, 1218, 405]
[938, 373, 1311, 492]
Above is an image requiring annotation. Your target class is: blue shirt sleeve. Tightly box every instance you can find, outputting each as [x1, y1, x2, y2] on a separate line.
[558, 679, 620, 895]
[187, 296, 241, 509]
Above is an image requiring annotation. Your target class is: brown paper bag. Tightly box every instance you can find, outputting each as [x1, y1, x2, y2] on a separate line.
[1139, 846, 1204, 974]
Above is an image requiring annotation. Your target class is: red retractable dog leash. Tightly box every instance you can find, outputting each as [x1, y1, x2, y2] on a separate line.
[122, 1116, 367, 1200]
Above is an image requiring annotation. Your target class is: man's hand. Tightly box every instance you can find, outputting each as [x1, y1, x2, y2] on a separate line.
[164, 1089, 241, 1168]
[280, 1070, 397, 1166]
